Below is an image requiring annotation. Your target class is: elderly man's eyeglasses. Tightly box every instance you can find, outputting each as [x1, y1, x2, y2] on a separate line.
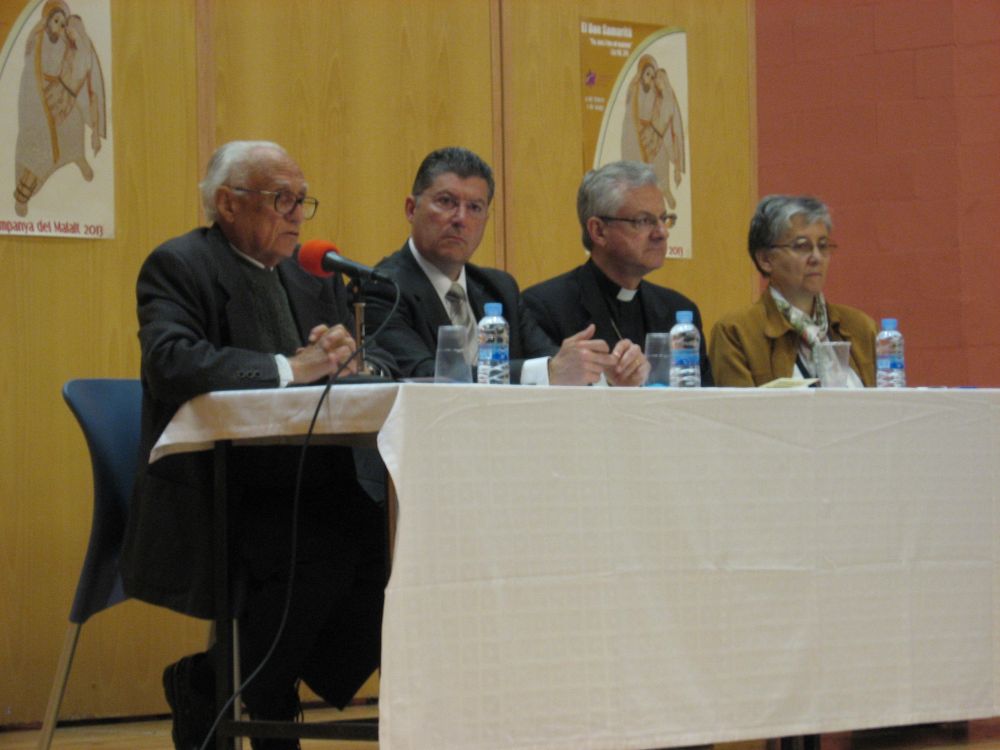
[228, 186, 319, 220]
[770, 239, 837, 256]
[599, 213, 677, 231]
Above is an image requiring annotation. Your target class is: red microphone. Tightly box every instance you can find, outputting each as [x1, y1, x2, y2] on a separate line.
[297, 239, 390, 282]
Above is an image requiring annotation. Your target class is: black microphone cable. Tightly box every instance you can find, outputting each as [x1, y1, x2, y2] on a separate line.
[199, 279, 401, 750]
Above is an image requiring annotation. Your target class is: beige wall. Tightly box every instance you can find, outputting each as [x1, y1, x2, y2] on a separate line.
[0, 0, 754, 724]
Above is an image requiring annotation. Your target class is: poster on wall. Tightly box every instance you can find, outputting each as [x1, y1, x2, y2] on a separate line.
[0, 0, 113, 239]
[581, 19, 691, 259]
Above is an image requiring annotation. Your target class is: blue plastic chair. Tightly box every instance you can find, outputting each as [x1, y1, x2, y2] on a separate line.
[38, 379, 142, 750]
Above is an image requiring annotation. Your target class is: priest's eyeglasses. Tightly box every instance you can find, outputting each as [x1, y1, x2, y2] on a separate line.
[598, 213, 677, 231]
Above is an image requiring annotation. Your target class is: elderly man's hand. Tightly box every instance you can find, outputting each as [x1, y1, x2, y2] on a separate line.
[547, 324, 618, 386]
[290, 324, 359, 382]
[606, 338, 649, 387]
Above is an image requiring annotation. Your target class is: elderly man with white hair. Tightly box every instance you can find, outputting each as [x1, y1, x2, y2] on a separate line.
[122, 141, 395, 750]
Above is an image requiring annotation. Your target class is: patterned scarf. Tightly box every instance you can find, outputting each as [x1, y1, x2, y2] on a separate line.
[769, 286, 829, 376]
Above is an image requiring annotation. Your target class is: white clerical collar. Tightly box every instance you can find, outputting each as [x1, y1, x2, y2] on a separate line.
[408, 237, 468, 300]
[617, 286, 638, 302]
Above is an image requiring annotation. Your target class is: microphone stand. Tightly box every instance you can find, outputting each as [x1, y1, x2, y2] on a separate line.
[349, 277, 370, 375]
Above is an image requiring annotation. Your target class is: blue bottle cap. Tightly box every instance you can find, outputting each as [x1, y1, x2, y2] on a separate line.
[881, 318, 898, 330]
[676, 310, 693, 324]
[484, 302, 503, 317]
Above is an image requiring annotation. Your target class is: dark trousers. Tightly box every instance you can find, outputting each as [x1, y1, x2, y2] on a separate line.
[199, 445, 387, 718]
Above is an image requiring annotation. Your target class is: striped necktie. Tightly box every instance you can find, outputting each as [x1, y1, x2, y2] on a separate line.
[445, 282, 478, 363]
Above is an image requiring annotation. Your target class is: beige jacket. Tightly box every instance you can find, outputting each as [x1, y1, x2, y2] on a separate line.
[709, 290, 877, 387]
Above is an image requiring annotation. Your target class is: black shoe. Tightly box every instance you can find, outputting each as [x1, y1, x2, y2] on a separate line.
[162, 655, 216, 750]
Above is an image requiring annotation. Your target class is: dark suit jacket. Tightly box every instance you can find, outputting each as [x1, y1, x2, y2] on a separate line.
[121, 224, 395, 618]
[364, 244, 557, 383]
[522, 261, 714, 385]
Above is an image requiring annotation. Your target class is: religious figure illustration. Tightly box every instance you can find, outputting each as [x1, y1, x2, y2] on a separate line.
[13, 0, 106, 217]
[621, 54, 685, 209]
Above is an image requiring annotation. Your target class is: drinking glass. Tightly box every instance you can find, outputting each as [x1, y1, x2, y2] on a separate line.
[645, 332, 671, 387]
[814, 341, 852, 388]
[434, 325, 473, 383]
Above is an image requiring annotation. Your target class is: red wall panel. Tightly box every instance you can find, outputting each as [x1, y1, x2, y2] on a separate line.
[756, 0, 1000, 386]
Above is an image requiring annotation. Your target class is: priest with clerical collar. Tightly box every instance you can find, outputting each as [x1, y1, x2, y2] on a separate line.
[524, 160, 714, 386]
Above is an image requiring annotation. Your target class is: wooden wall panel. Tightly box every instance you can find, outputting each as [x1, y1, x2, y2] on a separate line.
[1, 0, 756, 726]
[501, 0, 757, 332]
[208, 0, 498, 268]
[205, 1, 501, 703]
[0, 0, 209, 725]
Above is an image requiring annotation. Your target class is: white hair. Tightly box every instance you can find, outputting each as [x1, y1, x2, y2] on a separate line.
[198, 140, 287, 223]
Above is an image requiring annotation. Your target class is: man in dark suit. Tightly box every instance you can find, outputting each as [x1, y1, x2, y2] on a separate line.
[523, 160, 713, 385]
[121, 141, 395, 750]
[365, 147, 648, 386]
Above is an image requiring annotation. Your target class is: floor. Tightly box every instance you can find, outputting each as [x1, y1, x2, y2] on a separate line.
[0, 704, 378, 750]
[2, 712, 998, 750]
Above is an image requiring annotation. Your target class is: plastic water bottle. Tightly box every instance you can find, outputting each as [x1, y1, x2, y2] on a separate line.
[669, 310, 701, 388]
[477, 302, 510, 384]
[876, 317, 906, 388]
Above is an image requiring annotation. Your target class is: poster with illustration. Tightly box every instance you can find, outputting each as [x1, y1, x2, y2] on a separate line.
[0, 0, 113, 238]
[581, 19, 690, 258]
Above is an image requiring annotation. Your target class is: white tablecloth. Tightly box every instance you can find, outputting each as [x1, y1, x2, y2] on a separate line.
[375, 385, 1000, 750]
[149, 382, 400, 461]
[152, 384, 1000, 750]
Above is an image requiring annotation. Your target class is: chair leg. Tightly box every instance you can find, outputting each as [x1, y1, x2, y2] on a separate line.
[232, 619, 244, 749]
[37, 623, 82, 750]
[231, 619, 241, 714]
[206, 620, 245, 749]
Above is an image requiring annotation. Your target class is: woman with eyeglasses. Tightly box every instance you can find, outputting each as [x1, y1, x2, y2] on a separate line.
[709, 194, 876, 387]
